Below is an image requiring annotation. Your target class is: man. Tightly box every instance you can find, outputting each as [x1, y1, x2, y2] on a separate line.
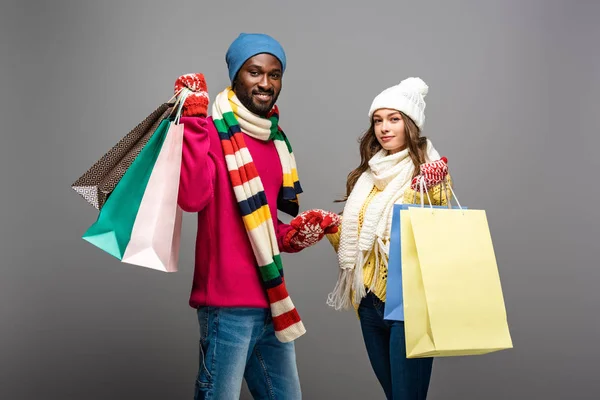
[175, 33, 339, 399]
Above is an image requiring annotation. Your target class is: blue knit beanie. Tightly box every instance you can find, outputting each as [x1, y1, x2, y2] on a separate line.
[226, 33, 287, 83]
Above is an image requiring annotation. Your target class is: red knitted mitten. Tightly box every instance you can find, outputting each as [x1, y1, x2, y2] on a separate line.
[174, 73, 209, 117]
[284, 209, 341, 251]
[410, 156, 449, 191]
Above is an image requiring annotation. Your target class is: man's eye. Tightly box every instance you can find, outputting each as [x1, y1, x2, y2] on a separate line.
[271, 73, 281, 79]
[249, 71, 259, 76]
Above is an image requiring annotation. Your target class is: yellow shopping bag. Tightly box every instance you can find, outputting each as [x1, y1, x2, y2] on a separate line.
[401, 207, 513, 358]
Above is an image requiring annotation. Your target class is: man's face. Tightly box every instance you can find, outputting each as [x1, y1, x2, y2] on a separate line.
[233, 53, 282, 117]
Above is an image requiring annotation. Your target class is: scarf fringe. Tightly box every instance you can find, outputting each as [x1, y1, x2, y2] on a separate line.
[326, 268, 354, 310]
[352, 250, 369, 304]
[328, 241, 389, 310]
[368, 237, 390, 293]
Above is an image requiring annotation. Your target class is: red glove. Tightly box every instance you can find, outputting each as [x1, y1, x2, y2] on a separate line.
[284, 209, 341, 251]
[173, 73, 209, 117]
[410, 156, 448, 191]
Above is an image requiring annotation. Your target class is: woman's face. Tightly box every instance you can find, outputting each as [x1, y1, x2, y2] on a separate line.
[373, 108, 407, 154]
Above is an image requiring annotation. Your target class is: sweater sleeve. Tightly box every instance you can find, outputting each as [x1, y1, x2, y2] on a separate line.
[277, 219, 302, 253]
[325, 220, 342, 253]
[177, 116, 215, 213]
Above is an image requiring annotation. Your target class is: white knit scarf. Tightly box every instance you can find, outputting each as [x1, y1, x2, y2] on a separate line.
[327, 141, 440, 310]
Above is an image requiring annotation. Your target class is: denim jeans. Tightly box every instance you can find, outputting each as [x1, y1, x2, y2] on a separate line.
[358, 292, 434, 400]
[194, 307, 302, 400]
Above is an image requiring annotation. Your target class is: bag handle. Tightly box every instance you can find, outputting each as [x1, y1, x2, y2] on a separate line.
[167, 87, 192, 124]
[174, 87, 191, 125]
[413, 175, 464, 213]
[166, 89, 181, 105]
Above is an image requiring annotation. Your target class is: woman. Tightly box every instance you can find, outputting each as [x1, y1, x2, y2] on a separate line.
[326, 77, 451, 399]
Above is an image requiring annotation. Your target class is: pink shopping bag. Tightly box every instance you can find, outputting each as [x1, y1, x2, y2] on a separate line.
[120, 119, 184, 272]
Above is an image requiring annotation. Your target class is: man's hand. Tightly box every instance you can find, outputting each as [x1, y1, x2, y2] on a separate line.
[174, 73, 209, 117]
[284, 209, 341, 251]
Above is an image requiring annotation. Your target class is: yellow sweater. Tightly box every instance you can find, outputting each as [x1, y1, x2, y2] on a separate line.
[327, 176, 452, 310]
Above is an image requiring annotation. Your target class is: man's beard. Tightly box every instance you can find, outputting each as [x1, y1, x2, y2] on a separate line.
[234, 84, 279, 117]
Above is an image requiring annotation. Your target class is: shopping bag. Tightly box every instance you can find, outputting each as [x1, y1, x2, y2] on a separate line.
[385, 178, 456, 321]
[81, 118, 171, 259]
[384, 203, 466, 322]
[384, 204, 405, 321]
[71, 102, 173, 209]
[402, 205, 513, 358]
[120, 120, 185, 272]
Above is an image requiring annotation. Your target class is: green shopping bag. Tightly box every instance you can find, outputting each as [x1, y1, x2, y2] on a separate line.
[82, 118, 171, 259]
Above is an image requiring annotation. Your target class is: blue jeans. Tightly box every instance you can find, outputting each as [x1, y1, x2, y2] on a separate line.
[194, 307, 302, 400]
[358, 293, 434, 400]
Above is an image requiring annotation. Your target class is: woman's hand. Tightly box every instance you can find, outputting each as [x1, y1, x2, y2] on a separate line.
[411, 156, 448, 191]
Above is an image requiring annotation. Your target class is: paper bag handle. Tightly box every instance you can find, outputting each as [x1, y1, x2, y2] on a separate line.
[414, 175, 464, 212]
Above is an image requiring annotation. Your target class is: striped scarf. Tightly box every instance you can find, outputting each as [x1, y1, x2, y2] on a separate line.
[212, 87, 305, 342]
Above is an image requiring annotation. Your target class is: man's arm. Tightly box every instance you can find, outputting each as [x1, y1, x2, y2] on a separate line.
[178, 116, 215, 213]
[174, 73, 215, 213]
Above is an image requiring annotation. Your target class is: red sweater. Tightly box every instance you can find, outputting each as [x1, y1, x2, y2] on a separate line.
[178, 116, 296, 309]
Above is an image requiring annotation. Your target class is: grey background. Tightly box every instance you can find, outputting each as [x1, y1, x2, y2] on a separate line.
[1, 0, 599, 399]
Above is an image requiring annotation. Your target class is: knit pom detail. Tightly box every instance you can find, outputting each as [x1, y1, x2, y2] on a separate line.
[401, 77, 429, 97]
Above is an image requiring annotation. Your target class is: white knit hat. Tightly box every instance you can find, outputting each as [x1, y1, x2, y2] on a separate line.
[368, 77, 429, 129]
